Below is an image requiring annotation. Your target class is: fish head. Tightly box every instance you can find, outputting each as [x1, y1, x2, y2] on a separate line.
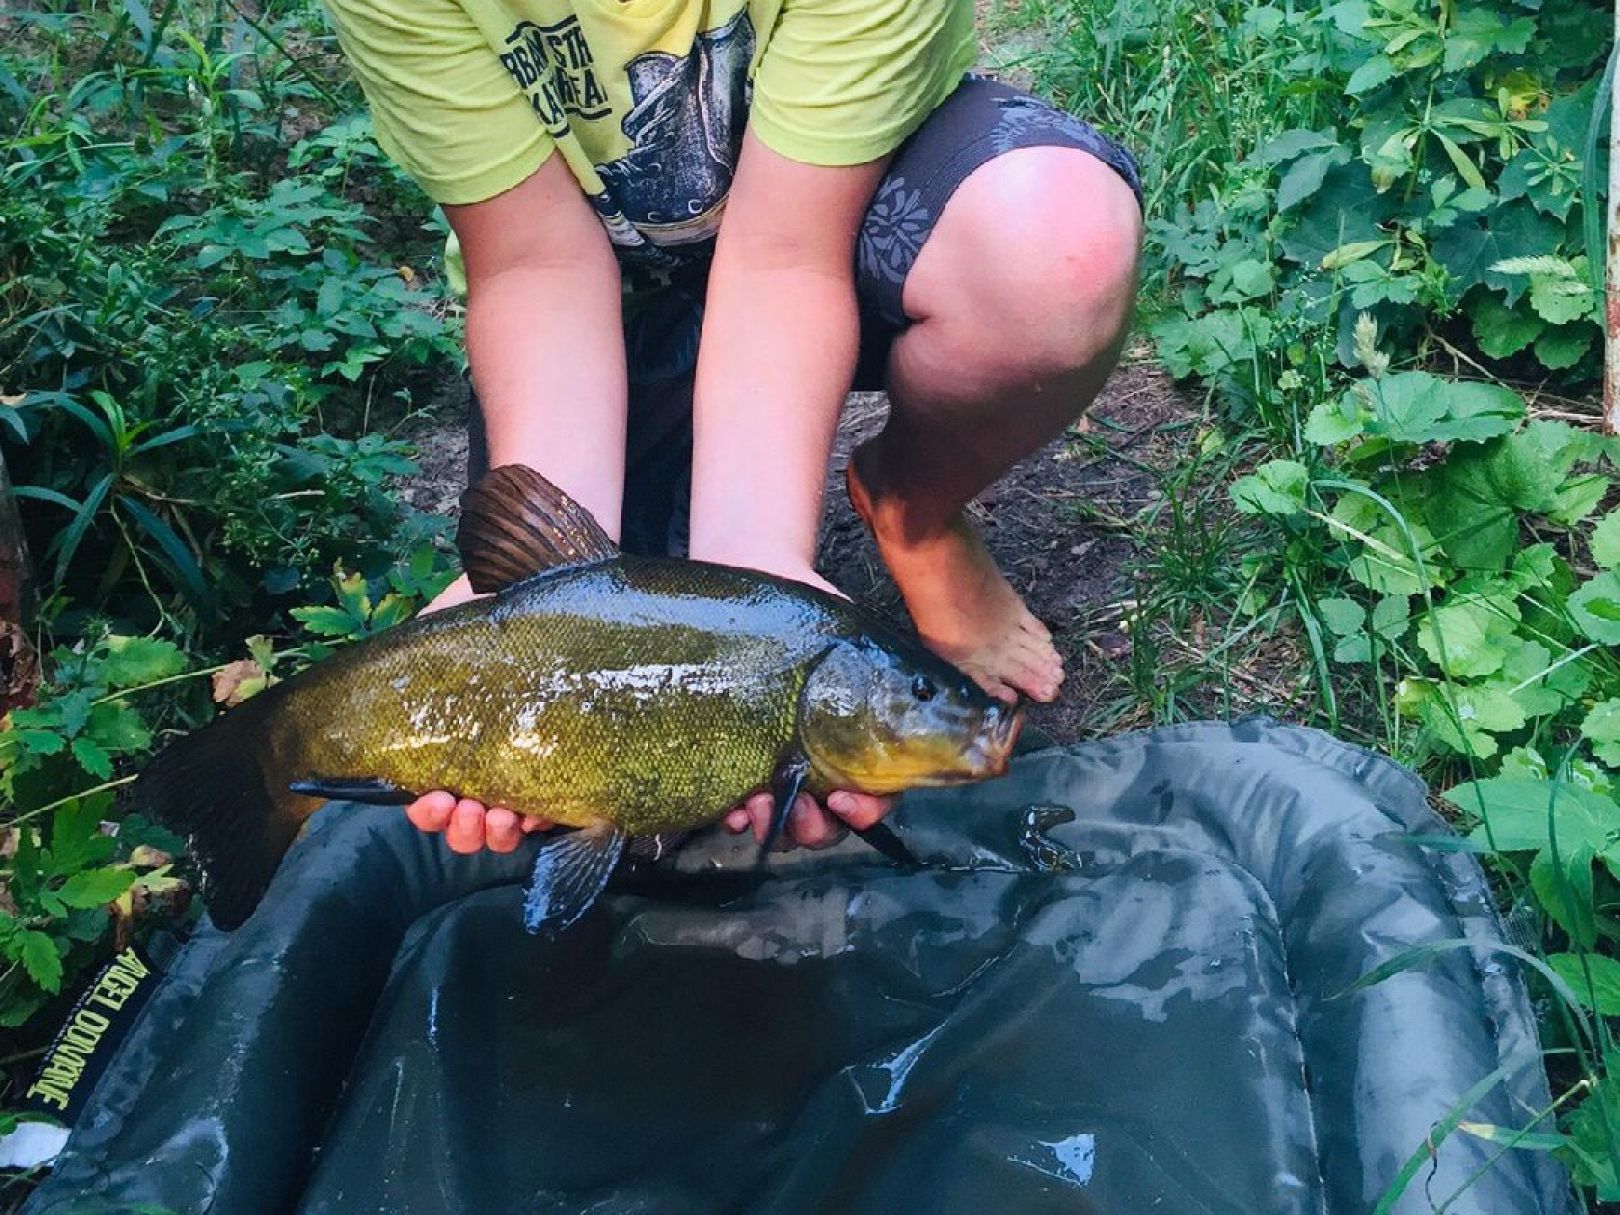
[796, 638, 1023, 796]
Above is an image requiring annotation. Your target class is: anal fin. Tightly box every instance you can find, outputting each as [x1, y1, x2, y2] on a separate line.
[523, 823, 626, 937]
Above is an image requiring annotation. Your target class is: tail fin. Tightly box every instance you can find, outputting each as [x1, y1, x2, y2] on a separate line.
[132, 694, 306, 931]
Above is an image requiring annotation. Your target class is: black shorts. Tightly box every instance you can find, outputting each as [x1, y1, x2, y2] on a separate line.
[468, 75, 1141, 555]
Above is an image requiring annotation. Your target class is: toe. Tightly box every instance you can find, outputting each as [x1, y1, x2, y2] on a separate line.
[1005, 652, 1062, 703]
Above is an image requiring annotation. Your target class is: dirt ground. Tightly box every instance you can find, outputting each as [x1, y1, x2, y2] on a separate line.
[397, 343, 1204, 746]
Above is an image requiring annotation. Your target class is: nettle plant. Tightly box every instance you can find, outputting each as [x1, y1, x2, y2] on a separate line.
[1154, 0, 1607, 383]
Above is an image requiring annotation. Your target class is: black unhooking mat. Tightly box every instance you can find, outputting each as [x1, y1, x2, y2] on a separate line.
[25, 720, 1574, 1214]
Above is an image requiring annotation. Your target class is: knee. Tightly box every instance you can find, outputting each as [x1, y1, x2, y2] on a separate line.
[910, 146, 1143, 380]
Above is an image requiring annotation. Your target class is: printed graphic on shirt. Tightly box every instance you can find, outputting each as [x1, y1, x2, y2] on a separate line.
[595, 10, 755, 246]
[500, 16, 611, 136]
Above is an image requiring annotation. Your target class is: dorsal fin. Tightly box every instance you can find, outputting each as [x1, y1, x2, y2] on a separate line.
[456, 464, 619, 592]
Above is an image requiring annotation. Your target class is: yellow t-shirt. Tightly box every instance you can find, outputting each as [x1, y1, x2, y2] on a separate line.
[323, 0, 974, 288]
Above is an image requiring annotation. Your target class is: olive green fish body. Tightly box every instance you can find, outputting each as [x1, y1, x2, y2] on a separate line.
[270, 559, 848, 834]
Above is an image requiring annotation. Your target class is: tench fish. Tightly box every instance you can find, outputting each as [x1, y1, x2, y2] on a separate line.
[137, 465, 1023, 935]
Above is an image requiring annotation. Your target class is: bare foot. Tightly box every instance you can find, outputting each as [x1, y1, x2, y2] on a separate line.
[846, 444, 1064, 703]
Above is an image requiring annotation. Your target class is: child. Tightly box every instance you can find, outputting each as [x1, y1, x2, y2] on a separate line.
[322, 0, 1143, 851]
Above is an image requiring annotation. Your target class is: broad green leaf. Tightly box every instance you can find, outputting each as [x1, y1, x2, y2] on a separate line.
[99, 635, 186, 689]
[1528, 277, 1597, 327]
[1500, 638, 1590, 718]
[1593, 512, 1620, 571]
[1254, 129, 1341, 165]
[332, 569, 372, 622]
[1279, 165, 1392, 269]
[1431, 202, 1566, 303]
[1277, 146, 1351, 212]
[1445, 777, 1619, 853]
[1231, 459, 1309, 516]
[50, 795, 115, 872]
[1316, 597, 1366, 636]
[1345, 54, 1396, 95]
[1468, 293, 1543, 359]
[1330, 496, 1445, 595]
[1371, 595, 1411, 639]
[1531, 847, 1597, 948]
[1334, 635, 1372, 664]
[1226, 259, 1273, 299]
[1418, 685, 1527, 759]
[1582, 700, 1620, 768]
[86, 701, 150, 754]
[291, 605, 363, 638]
[1501, 746, 1550, 782]
[18, 931, 62, 993]
[69, 736, 112, 780]
[1442, 9, 1534, 72]
[1567, 1073, 1620, 1201]
[1569, 574, 1620, 644]
[1359, 372, 1523, 445]
[1546, 953, 1620, 1015]
[1534, 324, 1595, 371]
[1303, 395, 1364, 445]
[57, 867, 136, 910]
[1548, 472, 1608, 526]
[1416, 599, 1517, 678]
[1427, 426, 1570, 569]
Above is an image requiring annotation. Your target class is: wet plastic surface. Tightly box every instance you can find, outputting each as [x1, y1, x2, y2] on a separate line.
[29, 720, 1573, 1213]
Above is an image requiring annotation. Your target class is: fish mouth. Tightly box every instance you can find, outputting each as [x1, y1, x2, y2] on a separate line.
[965, 700, 1026, 778]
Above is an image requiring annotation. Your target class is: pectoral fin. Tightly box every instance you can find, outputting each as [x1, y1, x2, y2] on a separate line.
[851, 821, 922, 870]
[523, 823, 626, 937]
[288, 777, 416, 806]
[757, 755, 809, 866]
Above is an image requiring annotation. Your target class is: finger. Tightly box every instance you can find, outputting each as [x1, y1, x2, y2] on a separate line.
[744, 792, 775, 845]
[520, 814, 554, 834]
[788, 794, 837, 848]
[406, 790, 456, 834]
[825, 791, 895, 831]
[725, 808, 751, 833]
[445, 798, 486, 854]
[485, 806, 521, 853]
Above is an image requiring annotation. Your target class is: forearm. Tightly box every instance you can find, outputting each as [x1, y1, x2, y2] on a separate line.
[446, 153, 631, 538]
[688, 257, 858, 571]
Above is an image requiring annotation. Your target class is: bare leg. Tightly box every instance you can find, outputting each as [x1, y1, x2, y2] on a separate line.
[848, 146, 1142, 702]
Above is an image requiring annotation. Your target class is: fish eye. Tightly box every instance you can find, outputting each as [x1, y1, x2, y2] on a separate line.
[911, 675, 935, 702]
